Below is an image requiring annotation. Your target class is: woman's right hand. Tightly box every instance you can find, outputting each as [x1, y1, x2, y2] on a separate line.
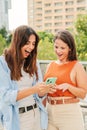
[35, 82, 56, 96]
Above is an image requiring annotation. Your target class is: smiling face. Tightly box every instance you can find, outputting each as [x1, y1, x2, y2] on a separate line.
[54, 39, 71, 63]
[21, 34, 36, 59]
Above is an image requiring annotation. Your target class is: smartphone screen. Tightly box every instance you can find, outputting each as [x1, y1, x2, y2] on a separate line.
[45, 77, 57, 84]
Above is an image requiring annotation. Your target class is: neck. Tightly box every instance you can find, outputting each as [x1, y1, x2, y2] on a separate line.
[57, 60, 69, 64]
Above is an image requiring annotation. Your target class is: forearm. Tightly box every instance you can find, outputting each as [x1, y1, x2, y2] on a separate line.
[68, 85, 86, 99]
[16, 86, 38, 101]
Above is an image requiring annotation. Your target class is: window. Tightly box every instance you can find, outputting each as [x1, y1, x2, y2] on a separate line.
[65, 8, 74, 12]
[45, 16, 52, 20]
[54, 22, 62, 26]
[36, 8, 42, 11]
[54, 9, 62, 13]
[54, 16, 62, 20]
[45, 3, 51, 7]
[37, 13, 42, 16]
[65, 22, 73, 25]
[45, 10, 52, 13]
[45, 23, 52, 27]
[65, 1, 74, 5]
[37, 1, 42, 4]
[54, 2, 63, 6]
[66, 15, 74, 19]
[77, 0, 85, 4]
[45, 29, 52, 32]
[77, 7, 85, 11]
[5, 1, 8, 14]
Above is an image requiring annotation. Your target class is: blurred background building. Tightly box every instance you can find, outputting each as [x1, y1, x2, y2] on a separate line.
[27, 0, 87, 34]
[0, 0, 11, 30]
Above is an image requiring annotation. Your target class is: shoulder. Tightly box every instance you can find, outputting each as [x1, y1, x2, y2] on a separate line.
[0, 55, 5, 62]
[74, 61, 84, 69]
[74, 61, 86, 73]
[0, 55, 6, 66]
[0, 55, 10, 72]
[46, 61, 55, 69]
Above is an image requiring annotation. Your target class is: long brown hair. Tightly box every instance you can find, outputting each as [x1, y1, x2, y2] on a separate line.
[4, 25, 39, 80]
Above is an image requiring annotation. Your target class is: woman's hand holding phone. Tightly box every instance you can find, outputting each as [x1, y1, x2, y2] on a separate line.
[45, 77, 57, 94]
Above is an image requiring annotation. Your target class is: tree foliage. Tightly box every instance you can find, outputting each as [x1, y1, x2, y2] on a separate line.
[0, 34, 6, 55]
[37, 31, 57, 60]
[75, 14, 87, 60]
[0, 26, 12, 55]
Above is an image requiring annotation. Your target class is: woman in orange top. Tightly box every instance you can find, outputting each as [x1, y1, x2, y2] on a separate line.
[44, 30, 87, 130]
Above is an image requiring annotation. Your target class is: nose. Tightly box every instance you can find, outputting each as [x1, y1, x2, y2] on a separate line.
[56, 48, 61, 53]
[28, 43, 34, 50]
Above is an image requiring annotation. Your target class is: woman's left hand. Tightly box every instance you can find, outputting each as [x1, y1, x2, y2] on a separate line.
[56, 83, 69, 92]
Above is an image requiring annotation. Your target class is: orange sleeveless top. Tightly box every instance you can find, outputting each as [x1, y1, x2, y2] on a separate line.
[44, 60, 77, 97]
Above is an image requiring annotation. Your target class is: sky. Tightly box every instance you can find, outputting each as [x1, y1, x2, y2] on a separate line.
[8, 0, 27, 30]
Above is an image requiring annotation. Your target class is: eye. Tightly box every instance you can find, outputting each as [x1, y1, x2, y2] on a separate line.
[61, 47, 65, 49]
[26, 41, 30, 45]
[54, 45, 58, 49]
[32, 42, 35, 46]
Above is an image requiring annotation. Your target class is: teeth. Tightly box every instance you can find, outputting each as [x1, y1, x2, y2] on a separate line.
[25, 50, 30, 53]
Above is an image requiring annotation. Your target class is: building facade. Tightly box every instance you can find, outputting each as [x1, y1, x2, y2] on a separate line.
[27, 0, 87, 34]
[0, 0, 11, 30]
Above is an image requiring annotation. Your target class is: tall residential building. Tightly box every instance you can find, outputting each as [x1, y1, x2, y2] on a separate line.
[0, 0, 11, 30]
[27, 0, 87, 34]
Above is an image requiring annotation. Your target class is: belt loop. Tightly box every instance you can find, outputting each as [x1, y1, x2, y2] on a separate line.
[25, 106, 27, 112]
[33, 105, 35, 117]
[54, 99, 56, 105]
[63, 98, 65, 104]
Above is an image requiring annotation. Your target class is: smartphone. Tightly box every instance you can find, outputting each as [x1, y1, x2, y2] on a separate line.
[45, 77, 57, 85]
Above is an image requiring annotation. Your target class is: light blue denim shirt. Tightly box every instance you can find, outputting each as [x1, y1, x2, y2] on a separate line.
[32, 61, 48, 129]
[0, 55, 19, 130]
[0, 55, 48, 130]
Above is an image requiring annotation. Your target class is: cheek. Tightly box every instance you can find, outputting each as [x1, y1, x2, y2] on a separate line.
[32, 46, 35, 50]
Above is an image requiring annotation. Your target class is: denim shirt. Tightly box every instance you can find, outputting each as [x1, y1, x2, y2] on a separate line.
[0, 55, 19, 130]
[32, 63, 48, 129]
[0, 55, 48, 130]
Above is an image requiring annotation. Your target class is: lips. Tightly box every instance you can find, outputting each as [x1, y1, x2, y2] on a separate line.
[25, 50, 30, 54]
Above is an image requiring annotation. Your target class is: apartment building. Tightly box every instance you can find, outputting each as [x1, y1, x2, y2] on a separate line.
[27, 0, 87, 34]
[0, 0, 11, 30]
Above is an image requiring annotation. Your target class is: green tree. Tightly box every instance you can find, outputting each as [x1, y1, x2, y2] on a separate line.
[37, 31, 57, 60]
[0, 26, 11, 46]
[75, 14, 87, 60]
[0, 26, 7, 38]
[0, 26, 12, 55]
[38, 31, 54, 43]
[0, 34, 6, 55]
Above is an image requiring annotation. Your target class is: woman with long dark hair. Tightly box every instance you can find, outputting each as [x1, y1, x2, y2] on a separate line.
[0, 25, 56, 130]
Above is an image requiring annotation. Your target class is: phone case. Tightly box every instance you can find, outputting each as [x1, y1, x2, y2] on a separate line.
[45, 77, 57, 84]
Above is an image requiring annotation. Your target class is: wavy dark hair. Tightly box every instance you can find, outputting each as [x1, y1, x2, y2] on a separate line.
[53, 30, 77, 61]
[4, 25, 39, 80]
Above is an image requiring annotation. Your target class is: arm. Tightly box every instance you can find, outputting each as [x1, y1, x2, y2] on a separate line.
[68, 62, 87, 99]
[0, 61, 18, 106]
